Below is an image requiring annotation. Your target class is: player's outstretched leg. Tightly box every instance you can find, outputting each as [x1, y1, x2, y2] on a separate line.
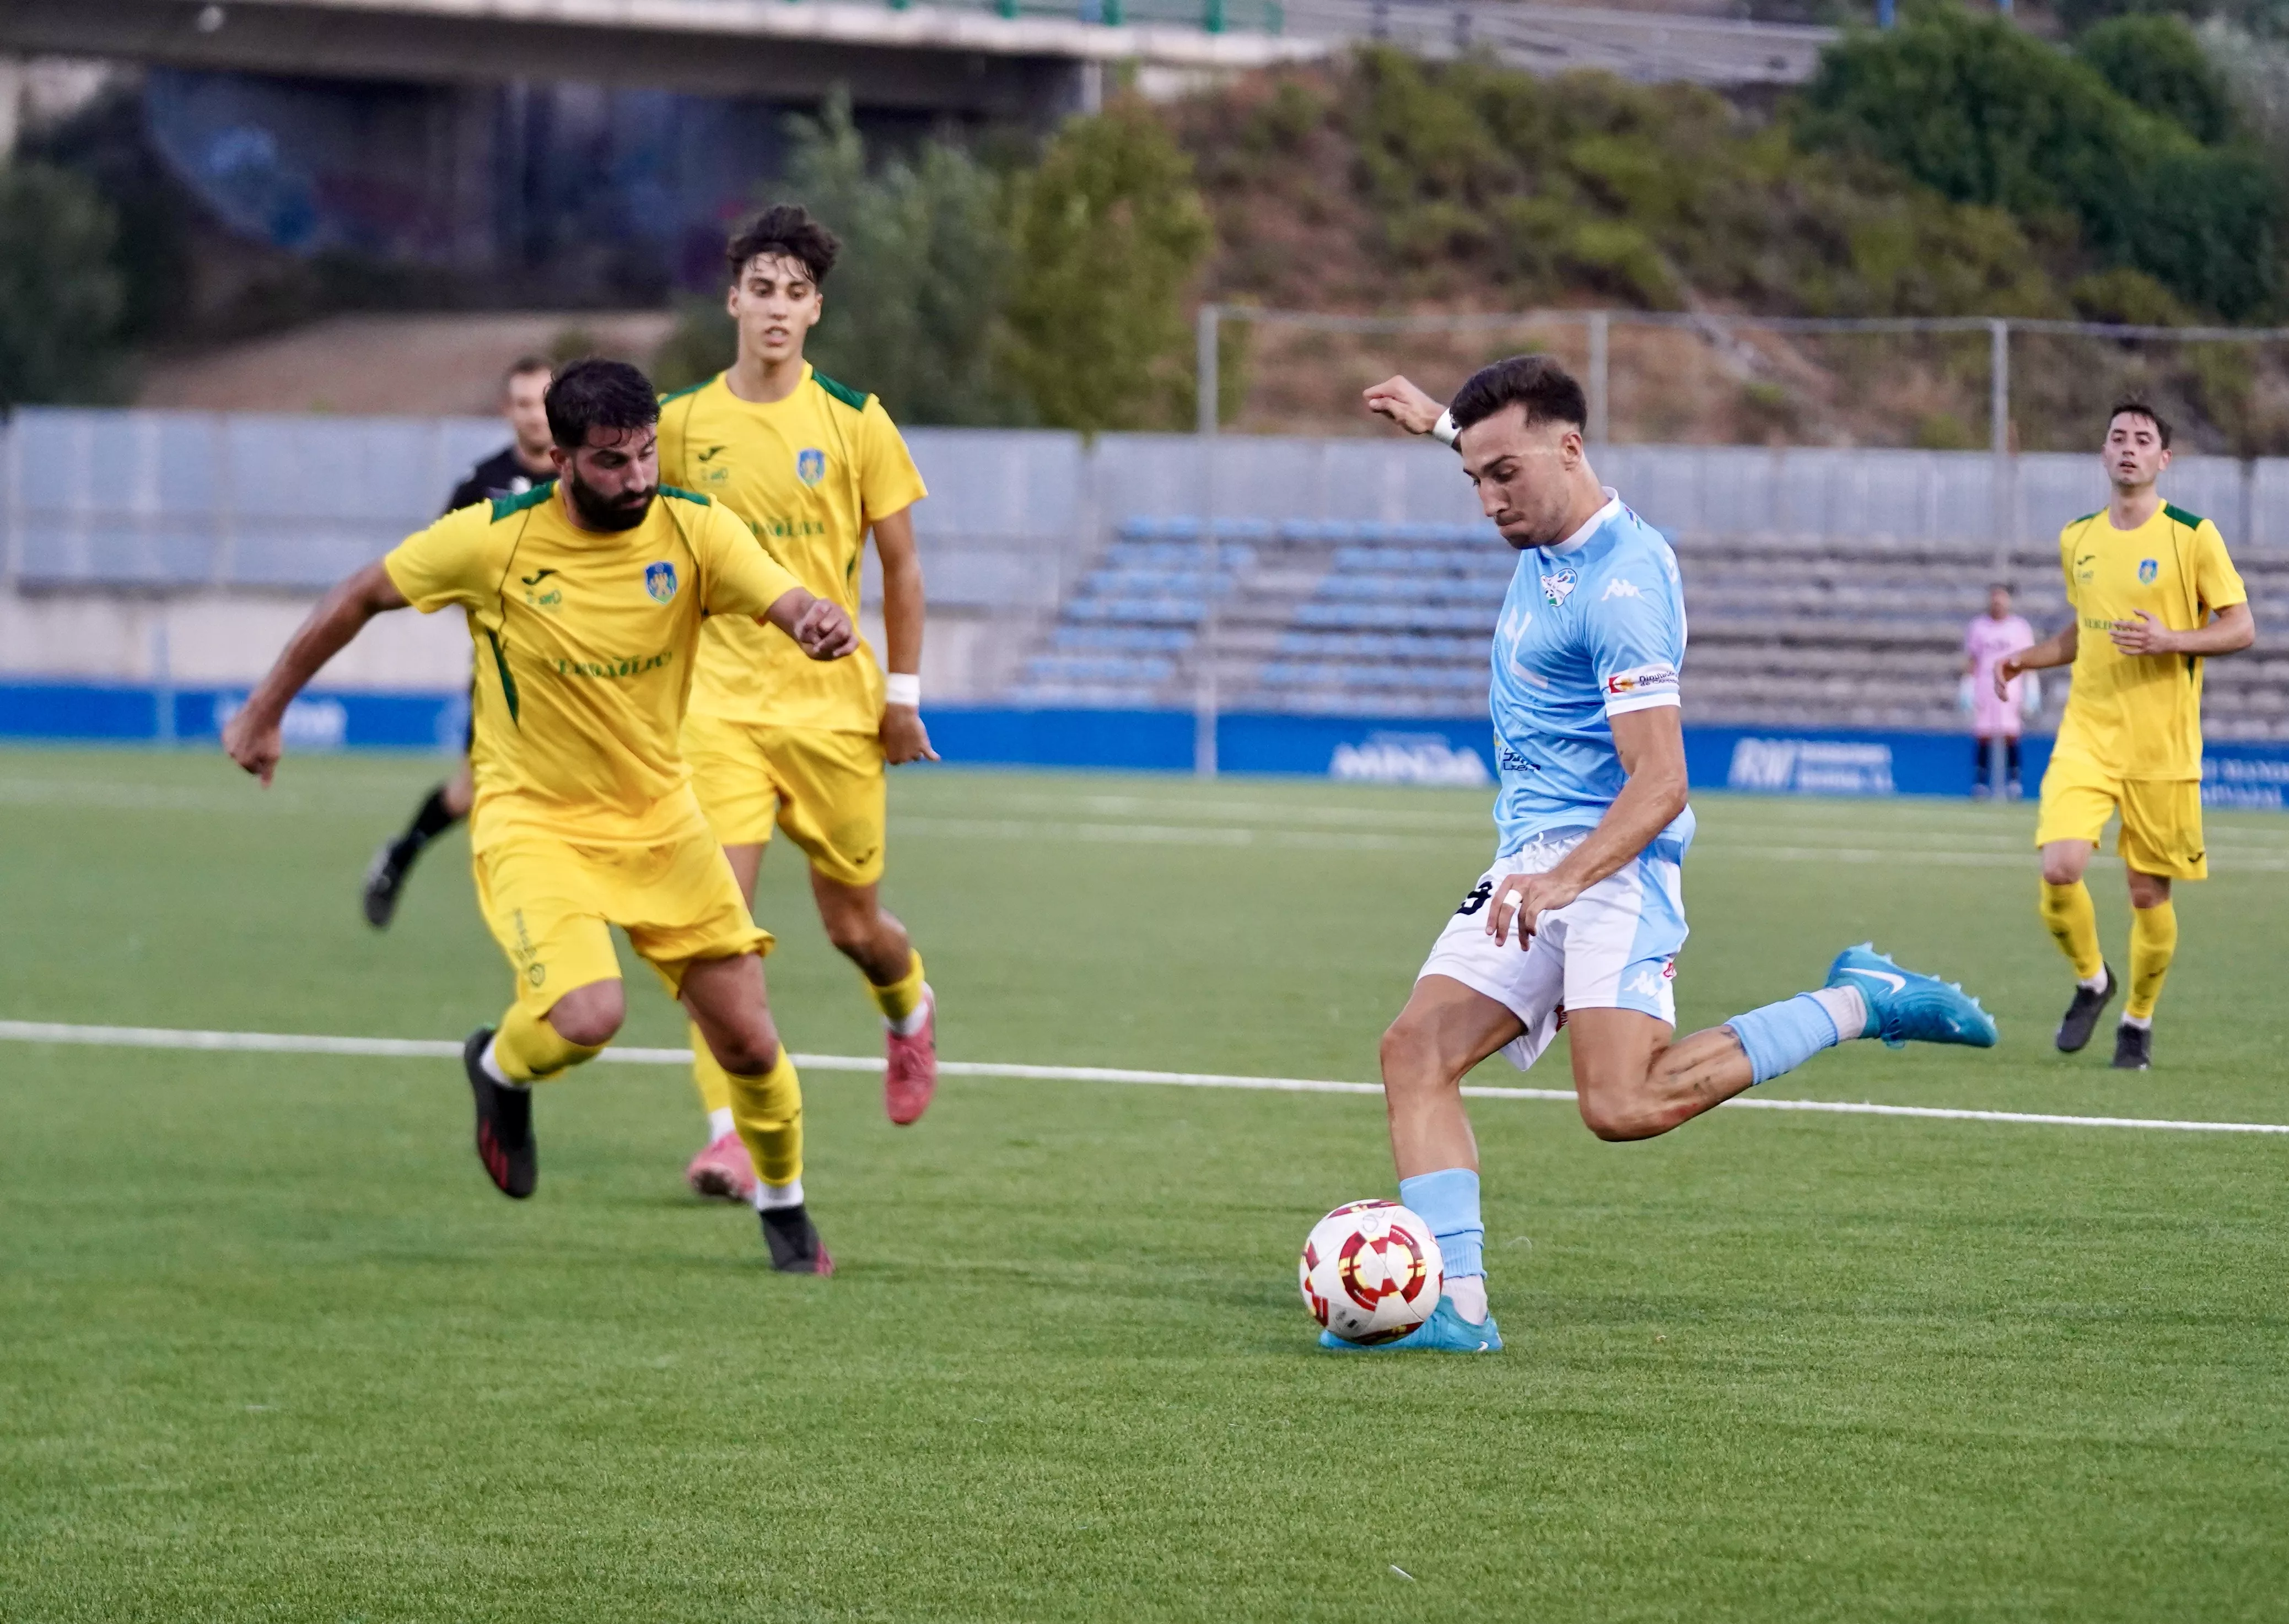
[461, 981, 618, 1198]
[812, 872, 936, 1126]
[682, 953, 832, 1276]
[364, 763, 472, 929]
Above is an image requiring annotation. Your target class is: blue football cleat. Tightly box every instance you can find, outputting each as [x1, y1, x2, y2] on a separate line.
[1318, 1297, 1503, 1354]
[1827, 943, 1999, 1050]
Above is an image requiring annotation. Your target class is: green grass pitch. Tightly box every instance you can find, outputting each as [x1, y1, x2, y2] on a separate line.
[4, 748, 2288, 1621]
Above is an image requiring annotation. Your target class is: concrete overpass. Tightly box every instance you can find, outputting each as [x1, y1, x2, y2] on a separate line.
[2, 0, 1320, 120]
[6, 0, 1836, 120]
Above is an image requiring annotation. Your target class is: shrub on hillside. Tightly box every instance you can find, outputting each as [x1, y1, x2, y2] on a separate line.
[1800, 2, 2283, 316]
[0, 162, 131, 408]
[2077, 13, 2239, 141]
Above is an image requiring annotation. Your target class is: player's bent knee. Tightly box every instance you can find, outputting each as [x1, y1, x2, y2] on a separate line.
[710, 1028, 780, 1077]
[545, 981, 626, 1048]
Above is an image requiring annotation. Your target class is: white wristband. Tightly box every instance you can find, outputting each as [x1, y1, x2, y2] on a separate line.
[885, 672, 921, 709]
[1431, 408, 1461, 449]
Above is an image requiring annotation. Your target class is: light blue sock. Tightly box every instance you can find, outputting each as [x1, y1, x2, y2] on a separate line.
[1725, 990, 1856, 1085]
[1398, 1167, 1484, 1280]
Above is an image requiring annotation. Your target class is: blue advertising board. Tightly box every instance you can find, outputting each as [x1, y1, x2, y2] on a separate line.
[4, 682, 2286, 808]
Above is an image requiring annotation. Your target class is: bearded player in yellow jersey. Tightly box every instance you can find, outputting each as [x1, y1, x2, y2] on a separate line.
[658, 205, 939, 1207]
[2000, 400, 2256, 1072]
[223, 360, 859, 1274]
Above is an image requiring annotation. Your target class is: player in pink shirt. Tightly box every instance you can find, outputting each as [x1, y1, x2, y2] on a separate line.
[1964, 584, 2037, 797]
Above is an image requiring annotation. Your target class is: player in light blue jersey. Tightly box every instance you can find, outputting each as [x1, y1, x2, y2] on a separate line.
[1330, 355, 1997, 1355]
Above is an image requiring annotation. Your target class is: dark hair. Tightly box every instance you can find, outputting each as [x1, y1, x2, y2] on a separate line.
[1449, 354, 1588, 435]
[502, 355, 552, 387]
[726, 204, 839, 287]
[545, 359, 658, 450]
[2108, 397, 2173, 449]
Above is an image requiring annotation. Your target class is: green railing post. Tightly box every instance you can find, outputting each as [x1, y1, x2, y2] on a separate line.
[998, 0, 1018, 14]
[1103, 0, 1123, 24]
[1204, 0, 1225, 30]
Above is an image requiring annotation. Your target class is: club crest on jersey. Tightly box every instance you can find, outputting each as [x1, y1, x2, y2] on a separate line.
[796, 447, 827, 487]
[2139, 558, 2159, 583]
[643, 562, 678, 603]
[1541, 568, 1578, 607]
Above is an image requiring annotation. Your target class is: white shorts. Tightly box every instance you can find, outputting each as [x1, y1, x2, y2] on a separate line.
[1418, 832, 1689, 1072]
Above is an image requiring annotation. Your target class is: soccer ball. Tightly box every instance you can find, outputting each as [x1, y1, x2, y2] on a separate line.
[1299, 1200, 1444, 1345]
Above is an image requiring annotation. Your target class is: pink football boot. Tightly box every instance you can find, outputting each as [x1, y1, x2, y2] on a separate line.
[683, 1130, 758, 1202]
[884, 984, 938, 1126]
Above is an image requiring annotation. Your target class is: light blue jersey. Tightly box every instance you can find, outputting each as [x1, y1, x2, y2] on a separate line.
[1488, 491, 1692, 858]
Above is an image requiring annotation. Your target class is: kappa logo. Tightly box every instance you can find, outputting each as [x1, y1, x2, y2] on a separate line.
[1541, 568, 1578, 607]
[796, 447, 827, 487]
[2139, 558, 2160, 584]
[1599, 576, 1641, 601]
[643, 562, 678, 603]
[1626, 969, 1666, 999]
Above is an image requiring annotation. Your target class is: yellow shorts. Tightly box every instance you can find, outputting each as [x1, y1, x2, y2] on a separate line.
[682, 713, 886, 888]
[472, 829, 774, 1016]
[2034, 757, 2207, 880]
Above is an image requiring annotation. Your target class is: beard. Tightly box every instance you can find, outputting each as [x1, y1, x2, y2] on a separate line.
[565, 468, 655, 532]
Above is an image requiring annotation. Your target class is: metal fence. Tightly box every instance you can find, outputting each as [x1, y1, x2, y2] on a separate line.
[6, 408, 2286, 608]
[1194, 305, 2289, 545]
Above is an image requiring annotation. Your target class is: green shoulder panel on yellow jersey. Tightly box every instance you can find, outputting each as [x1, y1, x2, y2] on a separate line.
[2069, 510, 2103, 527]
[658, 377, 714, 407]
[659, 485, 711, 505]
[812, 371, 870, 412]
[2163, 503, 2205, 530]
[491, 483, 555, 522]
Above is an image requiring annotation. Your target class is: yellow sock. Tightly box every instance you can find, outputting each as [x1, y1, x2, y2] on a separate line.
[2039, 881, 2105, 983]
[2126, 900, 2178, 1021]
[689, 1021, 735, 1118]
[494, 1001, 604, 1082]
[869, 947, 927, 1026]
[726, 1046, 803, 1190]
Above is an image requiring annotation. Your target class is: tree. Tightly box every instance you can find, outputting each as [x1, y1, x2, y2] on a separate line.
[0, 162, 130, 409]
[1000, 101, 1214, 434]
[653, 97, 1020, 425]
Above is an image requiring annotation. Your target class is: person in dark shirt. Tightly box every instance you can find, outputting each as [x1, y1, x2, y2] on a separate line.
[363, 357, 556, 927]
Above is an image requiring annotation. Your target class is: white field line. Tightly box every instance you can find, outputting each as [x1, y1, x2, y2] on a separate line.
[4, 1019, 2286, 1137]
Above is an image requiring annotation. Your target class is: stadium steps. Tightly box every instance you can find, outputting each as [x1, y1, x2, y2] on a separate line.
[1003, 519, 2289, 738]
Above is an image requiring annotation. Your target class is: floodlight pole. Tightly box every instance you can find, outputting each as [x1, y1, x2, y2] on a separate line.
[1989, 317, 2012, 571]
[1195, 303, 1221, 778]
[1586, 310, 1611, 445]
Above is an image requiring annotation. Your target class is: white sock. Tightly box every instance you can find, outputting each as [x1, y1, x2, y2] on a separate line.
[2079, 972, 2109, 993]
[707, 1107, 736, 1140]
[754, 1177, 805, 1212]
[1446, 1275, 1489, 1324]
[2121, 1013, 2152, 1031]
[1807, 984, 1867, 1043]
[886, 989, 931, 1039]
[479, 1035, 526, 1089]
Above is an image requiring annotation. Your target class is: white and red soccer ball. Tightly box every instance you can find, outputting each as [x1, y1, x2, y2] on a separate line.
[1299, 1199, 1444, 1345]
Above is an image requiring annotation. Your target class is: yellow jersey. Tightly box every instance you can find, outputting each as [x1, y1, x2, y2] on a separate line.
[2053, 501, 2248, 781]
[659, 366, 928, 733]
[383, 482, 803, 851]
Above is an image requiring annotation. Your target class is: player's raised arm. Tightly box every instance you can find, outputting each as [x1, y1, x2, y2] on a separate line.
[1364, 375, 1448, 437]
[223, 560, 410, 785]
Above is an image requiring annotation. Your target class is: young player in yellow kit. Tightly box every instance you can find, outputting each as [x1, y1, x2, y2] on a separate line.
[658, 206, 939, 1207]
[2000, 401, 2256, 1071]
[222, 360, 859, 1272]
